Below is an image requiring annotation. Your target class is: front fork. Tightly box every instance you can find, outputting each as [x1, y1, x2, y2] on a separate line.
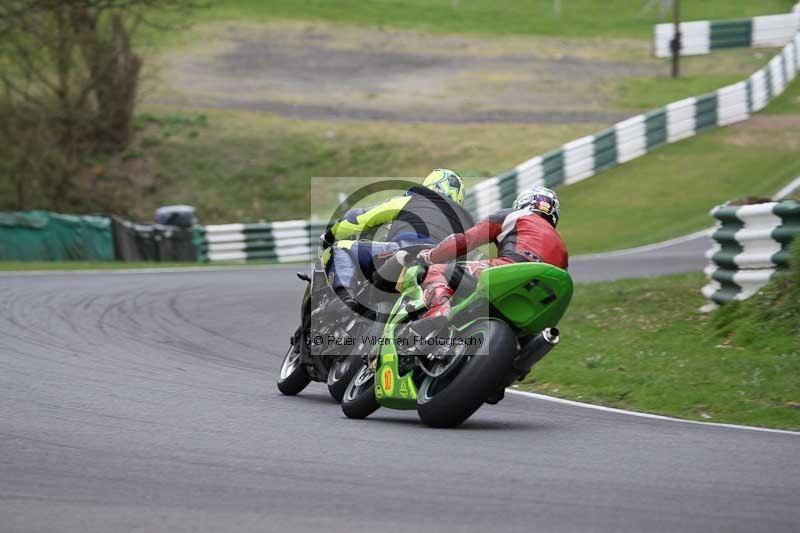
[290, 276, 312, 353]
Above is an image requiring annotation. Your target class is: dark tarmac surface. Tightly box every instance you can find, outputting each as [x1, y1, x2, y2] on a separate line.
[2, 235, 798, 532]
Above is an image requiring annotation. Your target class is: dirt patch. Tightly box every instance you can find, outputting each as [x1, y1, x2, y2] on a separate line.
[731, 114, 800, 130]
[725, 114, 800, 149]
[152, 22, 658, 123]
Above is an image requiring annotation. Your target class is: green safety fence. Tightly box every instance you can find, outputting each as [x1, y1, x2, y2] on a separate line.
[0, 211, 114, 261]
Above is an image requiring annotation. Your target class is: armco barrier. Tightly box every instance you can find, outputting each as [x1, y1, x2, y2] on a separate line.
[202, 220, 328, 262]
[702, 200, 800, 305]
[653, 12, 800, 58]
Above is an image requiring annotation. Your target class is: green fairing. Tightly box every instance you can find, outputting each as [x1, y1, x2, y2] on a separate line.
[476, 263, 573, 333]
[374, 266, 425, 409]
[374, 262, 573, 409]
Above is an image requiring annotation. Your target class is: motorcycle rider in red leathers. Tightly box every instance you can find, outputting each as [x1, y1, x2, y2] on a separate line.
[414, 186, 568, 334]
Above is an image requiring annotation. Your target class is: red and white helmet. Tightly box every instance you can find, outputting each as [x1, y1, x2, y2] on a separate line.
[513, 186, 561, 227]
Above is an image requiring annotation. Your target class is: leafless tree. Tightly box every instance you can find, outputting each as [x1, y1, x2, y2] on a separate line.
[0, 0, 200, 211]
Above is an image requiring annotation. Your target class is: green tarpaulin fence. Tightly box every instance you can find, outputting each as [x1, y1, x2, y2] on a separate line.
[0, 211, 114, 261]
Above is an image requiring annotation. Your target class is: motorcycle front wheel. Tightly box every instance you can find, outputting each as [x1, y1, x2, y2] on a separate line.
[341, 363, 380, 419]
[277, 328, 311, 395]
[327, 353, 361, 402]
[327, 309, 387, 401]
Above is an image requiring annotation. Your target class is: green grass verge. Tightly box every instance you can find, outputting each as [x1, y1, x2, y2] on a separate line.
[558, 83, 800, 253]
[608, 48, 799, 113]
[763, 70, 800, 114]
[523, 271, 800, 430]
[611, 73, 750, 111]
[186, 0, 795, 40]
[712, 239, 800, 352]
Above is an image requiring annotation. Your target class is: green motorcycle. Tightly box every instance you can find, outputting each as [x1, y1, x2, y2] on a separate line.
[341, 251, 573, 428]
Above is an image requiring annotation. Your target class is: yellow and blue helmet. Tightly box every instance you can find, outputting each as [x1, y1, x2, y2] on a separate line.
[422, 169, 466, 205]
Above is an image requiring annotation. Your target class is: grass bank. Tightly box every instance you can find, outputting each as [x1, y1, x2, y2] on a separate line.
[187, 1, 795, 40]
[764, 69, 800, 115]
[120, 78, 800, 255]
[118, 108, 601, 224]
[30, 1, 795, 256]
[523, 269, 800, 430]
[558, 77, 800, 253]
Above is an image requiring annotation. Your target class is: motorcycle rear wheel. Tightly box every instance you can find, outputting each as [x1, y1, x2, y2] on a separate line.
[417, 319, 517, 428]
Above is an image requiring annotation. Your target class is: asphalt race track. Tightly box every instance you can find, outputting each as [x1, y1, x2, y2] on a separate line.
[2, 238, 799, 532]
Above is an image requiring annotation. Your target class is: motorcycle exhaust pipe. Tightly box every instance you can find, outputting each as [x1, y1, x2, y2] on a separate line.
[511, 327, 560, 378]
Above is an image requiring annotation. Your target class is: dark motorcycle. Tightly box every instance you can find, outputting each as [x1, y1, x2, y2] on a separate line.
[277, 243, 431, 401]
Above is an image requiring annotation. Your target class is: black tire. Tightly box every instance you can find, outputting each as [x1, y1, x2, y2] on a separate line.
[417, 319, 517, 428]
[277, 331, 311, 395]
[327, 353, 361, 402]
[327, 308, 387, 402]
[341, 363, 380, 419]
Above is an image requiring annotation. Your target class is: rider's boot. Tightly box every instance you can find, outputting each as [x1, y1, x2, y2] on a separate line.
[409, 282, 454, 339]
[410, 304, 451, 340]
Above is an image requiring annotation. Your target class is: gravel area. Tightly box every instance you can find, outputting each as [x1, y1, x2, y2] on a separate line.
[154, 22, 659, 123]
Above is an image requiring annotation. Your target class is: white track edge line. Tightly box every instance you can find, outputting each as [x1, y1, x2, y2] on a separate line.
[574, 228, 713, 259]
[774, 175, 800, 200]
[506, 389, 800, 436]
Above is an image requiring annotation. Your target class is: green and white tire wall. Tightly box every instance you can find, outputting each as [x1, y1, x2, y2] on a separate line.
[654, 11, 800, 57]
[702, 200, 800, 305]
[200, 220, 328, 263]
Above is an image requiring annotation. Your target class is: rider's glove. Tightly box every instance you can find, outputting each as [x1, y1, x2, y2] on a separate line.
[417, 249, 434, 266]
[319, 229, 335, 250]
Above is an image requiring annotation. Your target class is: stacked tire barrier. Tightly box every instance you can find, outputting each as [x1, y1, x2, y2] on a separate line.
[702, 200, 800, 305]
[653, 12, 800, 58]
[111, 217, 198, 262]
[202, 220, 328, 262]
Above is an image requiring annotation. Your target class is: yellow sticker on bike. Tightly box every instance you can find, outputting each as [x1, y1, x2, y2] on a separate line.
[382, 367, 394, 395]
